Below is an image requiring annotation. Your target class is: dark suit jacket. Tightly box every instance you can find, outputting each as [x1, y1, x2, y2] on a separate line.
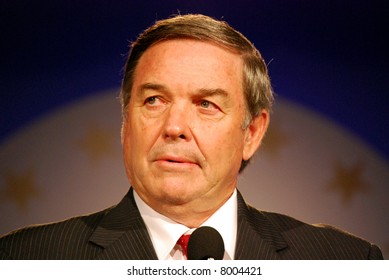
[0, 188, 383, 259]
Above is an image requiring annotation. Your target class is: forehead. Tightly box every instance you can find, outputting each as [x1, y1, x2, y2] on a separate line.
[132, 39, 244, 93]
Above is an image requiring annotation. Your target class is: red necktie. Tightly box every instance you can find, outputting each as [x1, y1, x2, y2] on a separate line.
[177, 234, 191, 259]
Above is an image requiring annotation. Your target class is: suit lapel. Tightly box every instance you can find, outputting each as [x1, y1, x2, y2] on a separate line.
[88, 188, 288, 259]
[89, 189, 158, 259]
[234, 191, 288, 259]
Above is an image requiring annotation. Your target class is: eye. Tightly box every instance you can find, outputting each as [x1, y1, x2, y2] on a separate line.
[144, 96, 166, 108]
[143, 96, 166, 111]
[197, 100, 222, 116]
[200, 100, 214, 108]
[145, 96, 158, 105]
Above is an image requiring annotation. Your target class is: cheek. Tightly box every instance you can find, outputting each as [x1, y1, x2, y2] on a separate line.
[123, 119, 143, 157]
[200, 123, 245, 162]
[122, 121, 149, 182]
[125, 115, 162, 157]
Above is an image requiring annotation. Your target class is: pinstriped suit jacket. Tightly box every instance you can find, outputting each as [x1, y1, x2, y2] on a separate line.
[0, 188, 383, 259]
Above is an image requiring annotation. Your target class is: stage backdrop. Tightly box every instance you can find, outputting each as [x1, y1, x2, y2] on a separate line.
[1, 1, 388, 258]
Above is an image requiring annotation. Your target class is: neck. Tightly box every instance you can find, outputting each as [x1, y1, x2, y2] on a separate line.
[162, 202, 226, 228]
[136, 188, 234, 228]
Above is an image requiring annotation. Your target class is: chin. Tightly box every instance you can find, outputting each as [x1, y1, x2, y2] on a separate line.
[158, 184, 204, 204]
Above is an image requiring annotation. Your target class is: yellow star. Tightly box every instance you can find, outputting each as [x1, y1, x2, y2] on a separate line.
[262, 121, 291, 158]
[327, 161, 369, 204]
[0, 169, 40, 211]
[78, 124, 117, 163]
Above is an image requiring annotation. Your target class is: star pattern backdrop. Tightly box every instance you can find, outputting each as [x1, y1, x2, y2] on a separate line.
[1, 1, 388, 258]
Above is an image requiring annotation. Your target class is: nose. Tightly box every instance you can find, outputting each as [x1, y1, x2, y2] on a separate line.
[162, 104, 192, 142]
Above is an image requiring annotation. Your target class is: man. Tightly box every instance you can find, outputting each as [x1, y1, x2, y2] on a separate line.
[0, 14, 383, 260]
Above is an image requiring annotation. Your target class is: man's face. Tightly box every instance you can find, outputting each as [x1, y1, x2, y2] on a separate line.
[122, 39, 267, 224]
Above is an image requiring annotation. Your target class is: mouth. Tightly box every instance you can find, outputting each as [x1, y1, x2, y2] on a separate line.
[155, 155, 199, 169]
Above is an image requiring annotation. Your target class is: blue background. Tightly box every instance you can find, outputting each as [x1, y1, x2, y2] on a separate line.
[1, 0, 388, 161]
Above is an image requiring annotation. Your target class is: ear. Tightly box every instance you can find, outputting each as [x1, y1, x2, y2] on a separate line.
[243, 109, 270, 160]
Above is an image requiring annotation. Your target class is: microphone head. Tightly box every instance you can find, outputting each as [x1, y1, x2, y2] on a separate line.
[187, 226, 225, 260]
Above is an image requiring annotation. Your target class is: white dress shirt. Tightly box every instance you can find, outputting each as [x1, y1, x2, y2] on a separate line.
[134, 189, 238, 260]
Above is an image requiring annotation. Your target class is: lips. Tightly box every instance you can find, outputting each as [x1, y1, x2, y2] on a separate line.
[157, 155, 196, 165]
[149, 146, 203, 170]
[153, 154, 200, 169]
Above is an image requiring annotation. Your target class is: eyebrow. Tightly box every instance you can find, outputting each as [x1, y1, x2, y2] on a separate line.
[197, 88, 229, 99]
[138, 83, 168, 96]
[137, 82, 230, 99]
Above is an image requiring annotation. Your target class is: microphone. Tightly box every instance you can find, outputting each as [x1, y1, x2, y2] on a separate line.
[187, 226, 225, 260]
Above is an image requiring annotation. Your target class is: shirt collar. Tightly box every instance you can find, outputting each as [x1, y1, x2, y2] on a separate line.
[134, 189, 237, 260]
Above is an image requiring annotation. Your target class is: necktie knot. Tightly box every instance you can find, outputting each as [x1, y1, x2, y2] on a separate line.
[177, 234, 191, 259]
